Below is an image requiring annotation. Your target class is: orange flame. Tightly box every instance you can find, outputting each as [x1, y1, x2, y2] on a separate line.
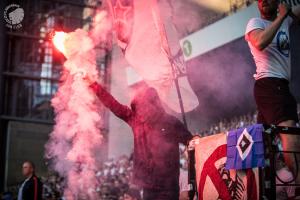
[53, 31, 67, 55]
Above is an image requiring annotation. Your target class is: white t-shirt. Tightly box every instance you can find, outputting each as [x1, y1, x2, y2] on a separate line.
[245, 17, 293, 80]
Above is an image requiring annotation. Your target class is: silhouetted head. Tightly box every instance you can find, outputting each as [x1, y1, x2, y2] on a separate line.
[130, 87, 164, 122]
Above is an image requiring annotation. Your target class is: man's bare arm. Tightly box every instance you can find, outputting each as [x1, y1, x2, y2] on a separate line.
[247, 4, 290, 51]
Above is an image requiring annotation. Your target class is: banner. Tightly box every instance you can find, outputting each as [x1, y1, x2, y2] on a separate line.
[108, 0, 199, 113]
[194, 133, 259, 200]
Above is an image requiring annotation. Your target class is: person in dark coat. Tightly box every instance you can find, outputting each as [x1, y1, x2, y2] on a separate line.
[17, 161, 43, 200]
[91, 82, 193, 200]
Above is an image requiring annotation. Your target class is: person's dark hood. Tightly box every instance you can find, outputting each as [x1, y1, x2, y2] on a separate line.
[130, 87, 164, 122]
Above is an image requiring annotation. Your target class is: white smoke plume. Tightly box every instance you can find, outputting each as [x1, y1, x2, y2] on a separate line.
[45, 10, 112, 200]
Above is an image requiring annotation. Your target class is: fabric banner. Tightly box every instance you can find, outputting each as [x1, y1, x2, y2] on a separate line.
[194, 133, 259, 200]
[107, 0, 198, 113]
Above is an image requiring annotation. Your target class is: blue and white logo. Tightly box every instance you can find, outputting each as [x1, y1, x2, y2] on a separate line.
[277, 31, 290, 57]
[236, 128, 254, 160]
[226, 124, 265, 170]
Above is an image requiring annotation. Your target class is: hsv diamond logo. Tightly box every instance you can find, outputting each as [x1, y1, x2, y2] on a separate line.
[226, 124, 265, 170]
[236, 128, 253, 160]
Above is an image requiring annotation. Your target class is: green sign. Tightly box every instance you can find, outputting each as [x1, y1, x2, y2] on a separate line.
[183, 40, 192, 57]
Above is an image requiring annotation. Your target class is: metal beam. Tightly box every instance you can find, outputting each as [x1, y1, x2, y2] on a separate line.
[0, 115, 54, 125]
[42, 0, 100, 9]
[3, 71, 60, 82]
[6, 32, 45, 40]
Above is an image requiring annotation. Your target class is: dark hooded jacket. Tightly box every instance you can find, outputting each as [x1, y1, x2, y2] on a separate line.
[19, 174, 43, 200]
[92, 82, 193, 190]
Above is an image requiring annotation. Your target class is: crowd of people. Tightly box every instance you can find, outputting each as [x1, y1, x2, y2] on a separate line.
[41, 155, 136, 200]
[199, 104, 300, 137]
[2, 105, 299, 200]
[2, 104, 299, 200]
[41, 148, 189, 200]
[198, 112, 258, 136]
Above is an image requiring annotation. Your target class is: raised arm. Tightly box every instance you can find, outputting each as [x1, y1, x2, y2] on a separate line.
[246, 4, 290, 51]
[90, 82, 132, 122]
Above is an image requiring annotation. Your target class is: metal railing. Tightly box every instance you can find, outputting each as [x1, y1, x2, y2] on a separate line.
[262, 125, 300, 199]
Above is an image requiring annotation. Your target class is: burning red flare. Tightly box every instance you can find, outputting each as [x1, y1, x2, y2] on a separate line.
[53, 31, 67, 55]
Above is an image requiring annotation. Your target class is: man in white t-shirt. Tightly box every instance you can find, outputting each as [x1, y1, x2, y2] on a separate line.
[245, 0, 300, 186]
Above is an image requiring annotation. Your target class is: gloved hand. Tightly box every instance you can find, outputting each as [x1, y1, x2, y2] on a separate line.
[188, 135, 201, 150]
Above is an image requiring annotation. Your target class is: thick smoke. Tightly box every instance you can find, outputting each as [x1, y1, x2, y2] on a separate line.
[159, 0, 257, 131]
[186, 41, 256, 131]
[45, 10, 112, 200]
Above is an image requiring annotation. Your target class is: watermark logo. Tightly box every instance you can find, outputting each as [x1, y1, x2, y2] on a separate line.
[4, 4, 24, 29]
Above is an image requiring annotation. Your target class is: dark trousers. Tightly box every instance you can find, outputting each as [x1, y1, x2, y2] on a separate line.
[143, 188, 179, 200]
[254, 77, 298, 124]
